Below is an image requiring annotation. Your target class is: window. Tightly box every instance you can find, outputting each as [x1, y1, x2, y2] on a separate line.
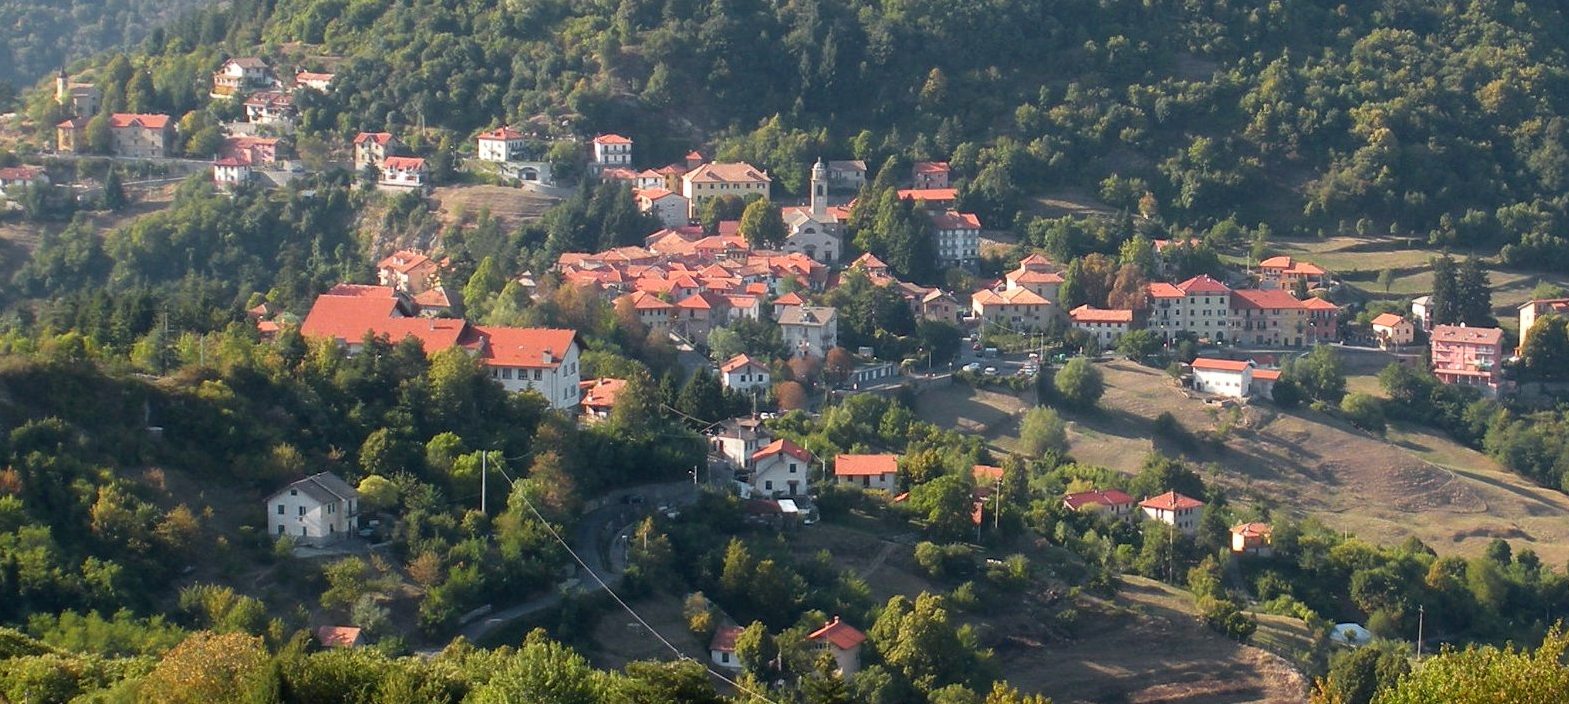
[765, 480, 774, 490]
[277, 504, 284, 515]
[789, 463, 797, 474]
[301, 526, 307, 536]
[298, 506, 306, 516]
[278, 525, 285, 535]
[328, 503, 335, 514]
[290, 489, 298, 496]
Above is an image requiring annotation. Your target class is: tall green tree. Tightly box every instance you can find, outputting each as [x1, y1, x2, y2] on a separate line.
[738, 199, 787, 249]
[1455, 257, 1493, 326]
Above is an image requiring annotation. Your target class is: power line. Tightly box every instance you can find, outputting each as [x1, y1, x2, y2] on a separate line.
[495, 470, 782, 703]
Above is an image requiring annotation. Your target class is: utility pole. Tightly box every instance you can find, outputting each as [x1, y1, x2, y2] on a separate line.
[480, 451, 487, 514]
[1416, 604, 1425, 660]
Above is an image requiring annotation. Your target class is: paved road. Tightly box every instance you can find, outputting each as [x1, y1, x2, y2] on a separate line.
[452, 479, 702, 645]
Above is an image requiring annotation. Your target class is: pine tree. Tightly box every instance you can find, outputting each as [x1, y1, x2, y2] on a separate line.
[1456, 256, 1493, 326]
[1428, 254, 1460, 326]
[102, 168, 126, 211]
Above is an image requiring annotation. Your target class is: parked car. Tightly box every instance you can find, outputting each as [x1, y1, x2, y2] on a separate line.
[963, 362, 982, 373]
[983, 366, 998, 375]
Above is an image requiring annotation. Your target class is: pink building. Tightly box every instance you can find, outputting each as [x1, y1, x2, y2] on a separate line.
[1430, 324, 1507, 397]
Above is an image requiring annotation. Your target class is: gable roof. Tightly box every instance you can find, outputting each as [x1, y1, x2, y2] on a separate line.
[777, 305, 836, 327]
[851, 252, 889, 270]
[478, 125, 526, 141]
[108, 113, 171, 129]
[752, 438, 814, 464]
[1140, 491, 1204, 511]
[1371, 313, 1407, 328]
[1190, 357, 1252, 372]
[972, 288, 1048, 306]
[593, 133, 632, 145]
[383, 156, 426, 170]
[1258, 255, 1294, 269]
[720, 354, 768, 374]
[897, 187, 958, 202]
[1231, 522, 1272, 538]
[807, 617, 866, 650]
[929, 210, 981, 230]
[579, 377, 626, 411]
[315, 626, 363, 648]
[834, 454, 898, 477]
[685, 161, 770, 185]
[1176, 275, 1230, 295]
[1148, 282, 1184, 298]
[710, 625, 743, 653]
[354, 132, 396, 145]
[1069, 305, 1133, 323]
[913, 161, 950, 174]
[1231, 288, 1304, 310]
[1430, 325, 1505, 346]
[475, 327, 577, 369]
[272, 472, 358, 505]
[1063, 489, 1135, 510]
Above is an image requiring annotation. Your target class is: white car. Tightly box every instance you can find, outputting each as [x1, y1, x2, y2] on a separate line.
[983, 366, 998, 375]
[963, 362, 982, 373]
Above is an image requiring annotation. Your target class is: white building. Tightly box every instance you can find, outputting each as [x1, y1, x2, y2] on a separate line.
[1069, 305, 1134, 346]
[592, 133, 633, 168]
[710, 625, 743, 670]
[213, 158, 252, 188]
[1189, 357, 1278, 400]
[635, 188, 690, 229]
[1410, 295, 1433, 332]
[477, 126, 527, 163]
[266, 472, 359, 545]
[781, 159, 845, 264]
[750, 438, 813, 497]
[720, 354, 771, 393]
[380, 156, 428, 191]
[1371, 313, 1416, 348]
[713, 417, 771, 471]
[778, 305, 837, 359]
[211, 57, 271, 98]
[807, 617, 867, 676]
[682, 162, 771, 218]
[1518, 298, 1569, 352]
[353, 132, 401, 171]
[834, 454, 898, 492]
[1138, 491, 1203, 535]
[477, 327, 583, 410]
[930, 210, 981, 269]
[1147, 275, 1232, 342]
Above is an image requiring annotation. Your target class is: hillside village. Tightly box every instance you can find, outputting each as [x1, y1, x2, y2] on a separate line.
[3, 1, 1569, 702]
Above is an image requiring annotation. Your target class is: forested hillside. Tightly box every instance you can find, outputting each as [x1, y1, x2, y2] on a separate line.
[37, 0, 1568, 270]
[0, 0, 213, 88]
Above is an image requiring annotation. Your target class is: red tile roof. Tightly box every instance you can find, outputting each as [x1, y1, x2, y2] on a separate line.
[593, 133, 633, 145]
[973, 288, 1048, 306]
[108, 113, 171, 129]
[1430, 325, 1504, 346]
[475, 327, 577, 369]
[685, 162, 770, 184]
[710, 625, 743, 653]
[315, 626, 363, 648]
[1140, 491, 1204, 511]
[354, 132, 396, 145]
[1251, 368, 1282, 381]
[896, 188, 959, 201]
[1176, 275, 1230, 295]
[720, 354, 767, 374]
[1371, 313, 1407, 328]
[834, 454, 898, 477]
[1231, 288, 1304, 309]
[579, 377, 626, 411]
[1231, 522, 1272, 538]
[913, 161, 950, 174]
[1147, 282, 1184, 298]
[752, 438, 814, 464]
[929, 210, 981, 230]
[973, 464, 1004, 482]
[1190, 358, 1251, 372]
[377, 250, 433, 274]
[807, 617, 866, 650]
[851, 252, 888, 270]
[1069, 305, 1134, 324]
[1303, 297, 1339, 310]
[478, 125, 526, 141]
[383, 156, 426, 170]
[1063, 489, 1135, 510]
[1258, 256, 1293, 269]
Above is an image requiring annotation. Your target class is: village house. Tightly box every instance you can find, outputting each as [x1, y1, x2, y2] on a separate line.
[720, 354, 771, 393]
[1069, 306, 1134, 346]
[0, 166, 48, 194]
[713, 417, 771, 471]
[1430, 324, 1508, 397]
[750, 438, 814, 498]
[1410, 295, 1434, 331]
[824, 160, 867, 191]
[244, 91, 296, 126]
[55, 69, 100, 118]
[834, 454, 899, 492]
[778, 305, 838, 358]
[1518, 298, 1569, 353]
[213, 158, 252, 188]
[911, 161, 950, 189]
[1147, 275, 1232, 343]
[781, 160, 845, 264]
[1304, 296, 1341, 344]
[920, 289, 963, 324]
[1062, 489, 1137, 521]
[579, 377, 626, 421]
[1139, 491, 1204, 535]
[1190, 357, 1279, 400]
[1258, 256, 1329, 291]
[1231, 522, 1273, 556]
[353, 132, 401, 171]
[221, 136, 283, 166]
[897, 188, 958, 209]
[212, 57, 272, 98]
[682, 162, 771, 218]
[1005, 254, 1064, 302]
[298, 285, 583, 410]
[266, 472, 359, 545]
[377, 250, 441, 294]
[635, 188, 690, 229]
[476, 125, 528, 163]
[617, 290, 674, 332]
[972, 287, 1054, 332]
[930, 210, 981, 269]
[293, 70, 335, 92]
[315, 626, 364, 649]
[674, 290, 734, 339]
[1229, 288, 1307, 347]
[60, 113, 176, 158]
[379, 156, 429, 192]
[591, 133, 633, 169]
[807, 617, 867, 676]
[709, 625, 743, 670]
[1371, 313, 1415, 349]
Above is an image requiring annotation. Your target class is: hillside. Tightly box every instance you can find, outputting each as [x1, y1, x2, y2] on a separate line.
[0, 0, 213, 87]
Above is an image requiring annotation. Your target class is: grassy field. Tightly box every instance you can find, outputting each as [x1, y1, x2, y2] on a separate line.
[1263, 236, 1569, 331]
[915, 361, 1569, 566]
[793, 524, 1306, 704]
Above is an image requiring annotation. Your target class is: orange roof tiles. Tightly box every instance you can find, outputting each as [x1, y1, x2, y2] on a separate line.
[593, 133, 633, 145]
[383, 156, 426, 170]
[1231, 289, 1303, 309]
[1430, 325, 1505, 346]
[1140, 491, 1204, 511]
[929, 210, 981, 230]
[354, 132, 396, 145]
[685, 162, 770, 184]
[807, 617, 866, 650]
[1069, 305, 1134, 323]
[896, 188, 958, 202]
[1176, 275, 1230, 295]
[1190, 358, 1252, 372]
[476, 327, 577, 369]
[834, 454, 898, 477]
[1371, 313, 1407, 328]
[478, 125, 526, 140]
[108, 113, 171, 129]
[1148, 282, 1184, 298]
[579, 377, 626, 411]
[720, 354, 768, 374]
[752, 438, 814, 464]
[1063, 489, 1135, 510]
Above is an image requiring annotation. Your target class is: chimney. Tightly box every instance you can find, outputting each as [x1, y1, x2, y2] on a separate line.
[542, 348, 553, 365]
